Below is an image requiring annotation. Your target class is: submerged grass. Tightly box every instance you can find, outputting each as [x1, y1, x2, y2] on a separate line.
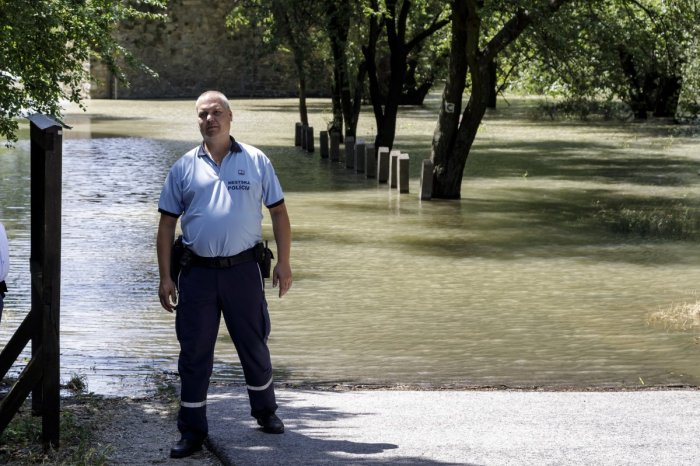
[648, 301, 700, 331]
[593, 201, 699, 240]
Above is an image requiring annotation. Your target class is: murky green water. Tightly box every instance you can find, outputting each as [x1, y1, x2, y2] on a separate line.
[1, 97, 699, 395]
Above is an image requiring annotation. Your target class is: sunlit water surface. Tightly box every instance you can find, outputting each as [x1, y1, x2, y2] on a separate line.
[1, 97, 699, 396]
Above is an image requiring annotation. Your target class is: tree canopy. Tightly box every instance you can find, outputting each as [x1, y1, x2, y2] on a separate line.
[509, 0, 700, 119]
[4, 0, 699, 199]
[0, 0, 165, 144]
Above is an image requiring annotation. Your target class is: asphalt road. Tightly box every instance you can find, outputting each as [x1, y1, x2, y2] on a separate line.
[204, 387, 700, 465]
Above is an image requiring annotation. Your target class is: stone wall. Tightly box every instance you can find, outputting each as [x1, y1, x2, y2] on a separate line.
[90, 0, 328, 99]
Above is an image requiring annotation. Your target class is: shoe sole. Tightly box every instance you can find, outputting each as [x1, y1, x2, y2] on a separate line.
[260, 426, 284, 434]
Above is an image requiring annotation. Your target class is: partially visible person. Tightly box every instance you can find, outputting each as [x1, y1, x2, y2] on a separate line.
[0, 222, 8, 322]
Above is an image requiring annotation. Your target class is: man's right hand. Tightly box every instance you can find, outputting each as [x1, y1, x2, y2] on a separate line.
[156, 213, 179, 312]
[159, 277, 178, 312]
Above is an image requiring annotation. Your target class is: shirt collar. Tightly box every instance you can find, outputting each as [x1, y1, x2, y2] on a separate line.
[197, 136, 243, 158]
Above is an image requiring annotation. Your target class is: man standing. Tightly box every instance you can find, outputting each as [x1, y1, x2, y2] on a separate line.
[0, 221, 8, 322]
[156, 90, 292, 459]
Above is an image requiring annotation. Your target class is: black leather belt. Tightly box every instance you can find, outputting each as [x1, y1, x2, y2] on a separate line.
[190, 246, 258, 269]
[0, 280, 6, 294]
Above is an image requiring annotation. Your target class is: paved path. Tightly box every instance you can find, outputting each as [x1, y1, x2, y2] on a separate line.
[204, 387, 700, 465]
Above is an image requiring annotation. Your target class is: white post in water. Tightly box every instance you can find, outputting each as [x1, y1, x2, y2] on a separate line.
[320, 131, 329, 159]
[330, 132, 340, 162]
[345, 136, 355, 169]
[420, 159, 433, 200]
[389, 150, 401, 188]
[294, 122, 303, 146]
[365, 143, 376, 178]
[398, 153, 410, 193]
[306, 126, 314, 153]
[377, 147, 390, 183]
[355, 140, 366, 174]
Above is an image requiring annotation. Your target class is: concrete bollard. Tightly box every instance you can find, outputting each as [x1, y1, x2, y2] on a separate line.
[295, 122, 303, 146]
[330, 131, 340, 162]
[355, 140, 366, 173]
[389, 150, 401, 188]
[345, 136, 355, 169]
[377, 147, 390, 182]
[320, 131, 329, 159]
[398, 154, 410, 193]
[365, 144, 376, 178]
[301, 125, 308, 150]
[306, 126, 314, 153]
[420, 159, 433, 200]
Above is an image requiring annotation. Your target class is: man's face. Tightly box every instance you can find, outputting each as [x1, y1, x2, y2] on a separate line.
[196, 95, 232, 139]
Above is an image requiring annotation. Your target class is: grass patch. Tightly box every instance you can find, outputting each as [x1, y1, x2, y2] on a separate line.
[594, 201, 699, 240]
[0, 394, 112, 465]
[648, 301, 700, 331]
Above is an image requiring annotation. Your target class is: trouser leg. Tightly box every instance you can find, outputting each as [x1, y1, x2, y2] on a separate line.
[219, 262, 278, 418]
[175, 267, 220, 440]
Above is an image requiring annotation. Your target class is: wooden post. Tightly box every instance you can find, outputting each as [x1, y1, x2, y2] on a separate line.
[0, 114, 63, 449]
[389, 150, 401, 188]
[330, 131, 340, 162]
[377, 147, 390, 183]
[365, 144, 376, 179]
[320, 131, 329, 159]
[345, 136, 355, 169]
[301, 124, 308, 150]
[420, 159, 434, 200]
[398, 154, 410, 193]
[355, 140, 366, 174]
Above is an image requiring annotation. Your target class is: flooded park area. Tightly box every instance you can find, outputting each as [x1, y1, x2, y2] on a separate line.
[1, 95, 699, 395]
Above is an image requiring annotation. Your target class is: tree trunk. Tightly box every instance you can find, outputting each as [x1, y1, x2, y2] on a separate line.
[487, 60, 497, 109]
[375, 49, 406, 148]
[367, 0, 448, 149]
[293, 49, 309, 126]
[432, 64, 490, 199]
[430, 0, 569, 199]
[430, 0, 469, 199]
[653, 74, 682, 118]
[325, 1, 351, 136]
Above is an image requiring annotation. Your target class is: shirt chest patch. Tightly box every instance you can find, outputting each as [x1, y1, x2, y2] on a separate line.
[227, 179, 251, 191]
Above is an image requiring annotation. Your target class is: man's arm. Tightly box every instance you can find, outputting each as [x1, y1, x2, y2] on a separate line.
[157, 213, 179, 312]
[269, 202, 292, 298]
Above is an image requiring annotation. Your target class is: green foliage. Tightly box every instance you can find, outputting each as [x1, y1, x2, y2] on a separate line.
[0, 0, 165, 145]
[677, 36, 700, 119]
[509, 0, 700, 119]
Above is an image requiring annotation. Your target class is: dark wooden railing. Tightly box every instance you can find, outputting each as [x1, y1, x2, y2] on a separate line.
[0, 114, 63, 448]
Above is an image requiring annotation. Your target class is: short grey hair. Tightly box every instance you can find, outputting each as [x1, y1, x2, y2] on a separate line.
[195, 90, 230, 111]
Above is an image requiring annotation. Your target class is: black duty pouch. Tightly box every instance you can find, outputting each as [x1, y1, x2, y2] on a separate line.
[170, 235, 186, 282]
[255, 241, 274, 279]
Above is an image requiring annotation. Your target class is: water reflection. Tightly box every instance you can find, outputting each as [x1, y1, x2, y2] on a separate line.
[0, 98, 699, 396]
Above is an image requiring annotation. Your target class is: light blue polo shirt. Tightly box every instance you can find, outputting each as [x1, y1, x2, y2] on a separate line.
[158, 138, 284, 257]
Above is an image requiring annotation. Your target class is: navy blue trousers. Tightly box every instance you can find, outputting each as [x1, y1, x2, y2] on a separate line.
[175, 261, 277, 441]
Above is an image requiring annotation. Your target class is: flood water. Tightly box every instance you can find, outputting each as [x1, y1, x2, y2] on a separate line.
[1, 97, 699, 396]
